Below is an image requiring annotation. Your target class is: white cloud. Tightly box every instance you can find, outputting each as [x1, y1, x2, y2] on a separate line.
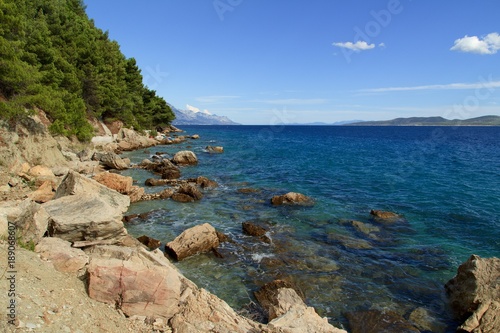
[361, 80, 500, 93]
[450, 32, 500, 54]
[332, 41, 375, 52]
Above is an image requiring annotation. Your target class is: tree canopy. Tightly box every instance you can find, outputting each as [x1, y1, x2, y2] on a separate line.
[0, 0, 174, 141]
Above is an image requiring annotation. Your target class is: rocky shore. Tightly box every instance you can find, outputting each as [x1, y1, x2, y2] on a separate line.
[0, 117, 498, 332]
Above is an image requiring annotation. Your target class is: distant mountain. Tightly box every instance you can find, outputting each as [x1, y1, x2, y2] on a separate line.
[347, 115, 500, 126]
[170, 104, 240, 125]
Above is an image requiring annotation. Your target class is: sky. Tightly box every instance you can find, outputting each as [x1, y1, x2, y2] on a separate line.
[84, 0, 500, 125]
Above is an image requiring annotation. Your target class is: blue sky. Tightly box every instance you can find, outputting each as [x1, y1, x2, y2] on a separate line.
[84, 0, 500, 125]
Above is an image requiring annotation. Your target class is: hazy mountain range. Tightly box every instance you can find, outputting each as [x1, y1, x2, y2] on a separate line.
[347, 115, 500, 126]
[170, 104, 239, 125]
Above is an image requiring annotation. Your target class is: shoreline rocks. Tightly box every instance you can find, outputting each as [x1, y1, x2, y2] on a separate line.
[445, 254, 500, 332]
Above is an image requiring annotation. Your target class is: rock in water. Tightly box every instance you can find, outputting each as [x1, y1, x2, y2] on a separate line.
[205, 146, 224, 153]
[172, 150, 198, 166]
[445, 254, 500, 332]
[346, 309, 419, 333]
[271, 192, 314, 206]
[165, 223, 219, 261]
[255, 280, 347, 333]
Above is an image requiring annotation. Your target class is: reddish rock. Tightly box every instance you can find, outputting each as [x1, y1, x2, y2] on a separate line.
[242, 222, 268, 237]
[28, 180, 55, 203]
[93, 172, 133, 194]
[370, 209, 400, 221]
[175, 183, 203, 201]
[87, 246, 181, 320]
[193, 176, 218, 189]
[128, 186, 145, 203]
[205, 146, 224, 153]
[165, 223, 220, 261]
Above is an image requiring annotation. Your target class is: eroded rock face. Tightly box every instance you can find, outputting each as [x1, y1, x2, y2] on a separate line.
[172, 183, 203, 203]
[445, 255, 500, 332]
[35, 237, 89, 273]
[87, 246, 181, 320]
[271, 192, 314, 206]
[172, 150, 198, 166]
[165, 223, 219, 261]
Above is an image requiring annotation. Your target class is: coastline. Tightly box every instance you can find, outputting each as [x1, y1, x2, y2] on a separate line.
[0, 118, 498, 330]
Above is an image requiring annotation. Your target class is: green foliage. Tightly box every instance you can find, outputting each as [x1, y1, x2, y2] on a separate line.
[0, 0, 174, 141]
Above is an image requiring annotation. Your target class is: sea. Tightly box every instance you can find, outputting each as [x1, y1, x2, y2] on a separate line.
[120, 125, 500, 331]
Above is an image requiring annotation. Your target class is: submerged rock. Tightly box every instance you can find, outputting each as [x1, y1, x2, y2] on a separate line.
[165, 223, 220, 261]
[205, 145, 224, 153]
[370, 209, 401, 223]
[346, 309, 419, 333]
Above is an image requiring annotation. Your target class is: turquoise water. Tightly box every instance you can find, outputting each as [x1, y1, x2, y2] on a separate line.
[121, 125, 500, 330]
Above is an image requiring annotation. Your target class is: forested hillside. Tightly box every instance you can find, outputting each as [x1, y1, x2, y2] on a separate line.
[0, 0, 174, 141]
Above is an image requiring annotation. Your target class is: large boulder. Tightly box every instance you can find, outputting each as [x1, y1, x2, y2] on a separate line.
[172, 150, 198, 166]
[35, 237, 89, 273]
[44, 195, 128, 242]
[165, 223, 220, 261]
[93, 172, 133, 194]
[54, 171, 130, 211]
[93, 152, 129, 170]
[171, 183, 203, 203]
[255, 280, 347, 333]
[445, 255, 500, 332]
[86, 245, 181, 320]
[271, 192, 314, 206]
[116, 127, 157, 151]
[43, 171, 129, 242]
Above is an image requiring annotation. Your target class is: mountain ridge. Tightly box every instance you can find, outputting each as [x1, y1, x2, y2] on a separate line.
[346, 115, 500, 126]
[170, 104, 240, 125]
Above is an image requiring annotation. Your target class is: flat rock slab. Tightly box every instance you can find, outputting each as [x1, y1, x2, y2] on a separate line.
[43, 195, 127, 242]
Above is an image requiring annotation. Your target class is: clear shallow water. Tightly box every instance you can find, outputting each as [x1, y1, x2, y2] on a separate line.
[121, 125, 500, 331]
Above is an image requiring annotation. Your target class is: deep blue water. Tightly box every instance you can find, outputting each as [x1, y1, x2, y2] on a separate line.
[121, 125, 499, 331]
